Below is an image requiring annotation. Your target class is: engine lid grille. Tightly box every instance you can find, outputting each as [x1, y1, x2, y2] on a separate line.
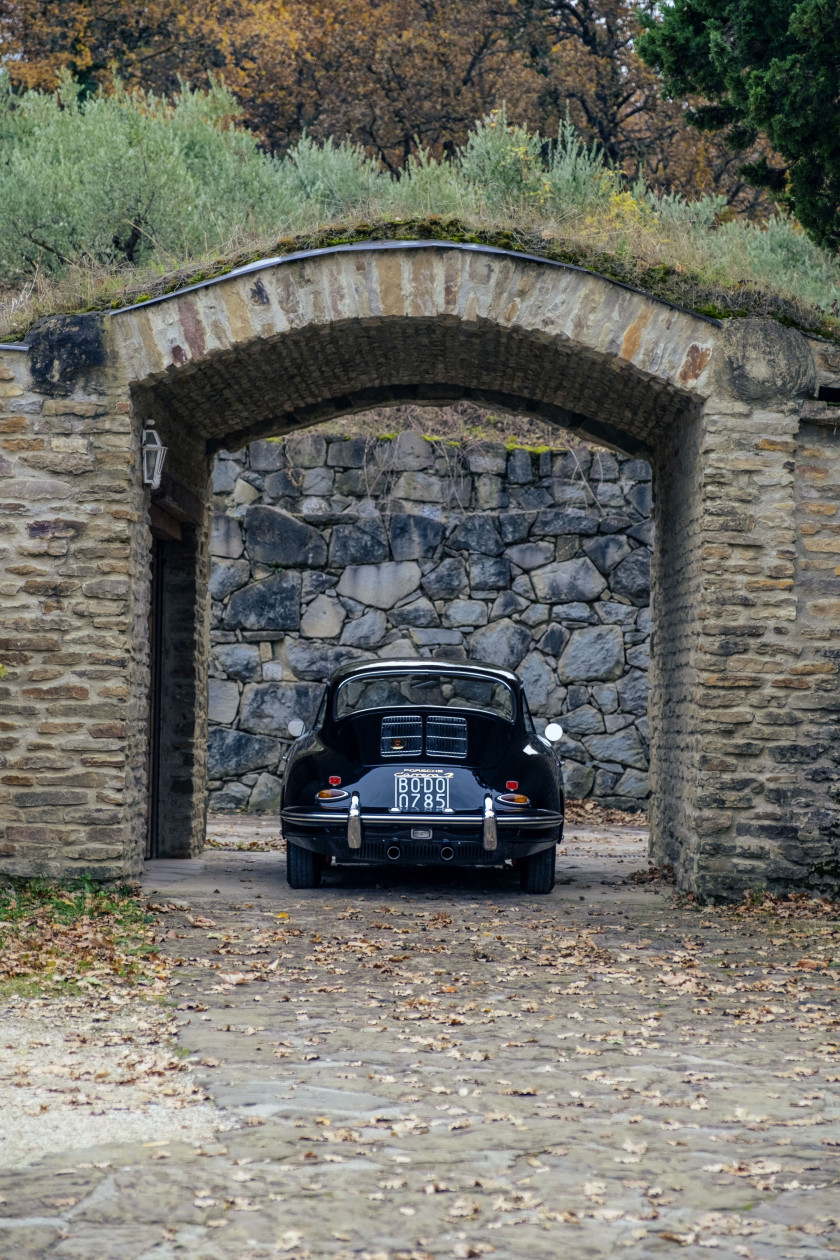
[425, 715, 468, 758]
[381, 715, 422, 757]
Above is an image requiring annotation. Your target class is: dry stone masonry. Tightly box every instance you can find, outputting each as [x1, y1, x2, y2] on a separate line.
[1, 240, 839, 899]
[207, 432, 653, 813]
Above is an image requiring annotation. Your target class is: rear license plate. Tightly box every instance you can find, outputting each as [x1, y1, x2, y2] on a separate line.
[394, 772, 452, 813]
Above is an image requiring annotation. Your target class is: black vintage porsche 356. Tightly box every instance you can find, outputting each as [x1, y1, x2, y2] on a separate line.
[280, 659, 565, 893]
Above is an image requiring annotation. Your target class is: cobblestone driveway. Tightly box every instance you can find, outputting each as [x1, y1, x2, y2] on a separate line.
[1, 823, 839, 1259]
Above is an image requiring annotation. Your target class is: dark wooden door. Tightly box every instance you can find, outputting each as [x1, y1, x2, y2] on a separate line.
[145, 540, 164, 859]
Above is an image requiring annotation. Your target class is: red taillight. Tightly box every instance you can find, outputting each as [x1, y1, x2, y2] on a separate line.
[506, 780, 518, 791]
[329, 775, 342, 786]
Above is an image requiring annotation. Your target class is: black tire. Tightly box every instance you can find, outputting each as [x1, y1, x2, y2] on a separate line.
[519, 845, 556, 894]
[286, 841, 322, 889]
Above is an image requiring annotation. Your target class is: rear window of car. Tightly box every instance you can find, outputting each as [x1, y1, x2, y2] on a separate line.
[334, 672, 515, 722]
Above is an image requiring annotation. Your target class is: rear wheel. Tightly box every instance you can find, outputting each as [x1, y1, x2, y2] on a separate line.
[519, 845, 556, 894]
[286, 841, 322, 889]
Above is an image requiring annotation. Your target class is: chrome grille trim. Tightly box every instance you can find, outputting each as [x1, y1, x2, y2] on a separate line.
[425, 715, 467, 758]
[380, 714, 422, 757]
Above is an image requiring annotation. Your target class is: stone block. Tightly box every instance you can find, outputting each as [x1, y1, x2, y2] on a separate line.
[557, 625, 624, 683]
[209, 781, 252, 811]
[622, 459, 651, 482]
[208, 679, 240, 724]
[563, 705, 605, 736]
[302, 466, 334, 496]
[244, 505, 327, 567]
[507, 449, 533, 483]
[329, 517, 389, 566]
[232, 477, 260, 505]
[240, 680, 324, 731]
[538, 624, 569, 657]
[302, 572, 337, 600]
[249, 439, 286, 471]
[610, 548, 651, 605]
[391, 597, 439, 627]
[212, 643, 261, 682]
[596, 602, 638, 626]
[469, 618, 532, 670]
[209, 559, 250, 602]
[591, 683, 618, 714]
[590, 451, 619, 480]
[286, 638, 367, 680]
[380, 638, 416, 658]
[616, 669, 649, 716]
[207, 728, 280, 778]
[562, 760, 595, 798]
[466, 444, 507, 475]
[520, 603, 549, 627]
[300, 594, 346, 639]
[506, 541, 553, 570]
[389, 514, 445, 560]
[286, 431, 327, 467]
[535, 507, 599, 537]
[392, 471, 442, 502]
[475, 475, 508, 509]
[390, 431, 434, 470]
[443, 600, 488, 628]
[224, 572, 301, 631]
[264, 469, 301, 499]
[211, 513, 243, 559]
[448, 515, 503, 555]
[337, 561, 421, 609]
[411, 628, 462, 646]
[421, 557, 467, 600]
[615, 769, 649, 798]
[326, 437, 368, 467]
[469, 556, 510, 590]
[625, 482, 653, 516]
[531, 557, 606, 603]
[248, 772, 283, 812]
[583, 534, 631, 574]
[212, 461, 239, 493]
[500, 511, 535, 544]
[340, 610, 387, 648]
[490, 591, 528, 620]
[584, 727, 647, 770]
[517, 651, 555, 704]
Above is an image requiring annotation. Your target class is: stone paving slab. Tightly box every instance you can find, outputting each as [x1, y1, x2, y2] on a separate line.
[0, 825, 839, 1259]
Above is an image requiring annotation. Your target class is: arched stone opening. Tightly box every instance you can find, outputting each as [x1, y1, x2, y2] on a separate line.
[1, 242, 834, 899]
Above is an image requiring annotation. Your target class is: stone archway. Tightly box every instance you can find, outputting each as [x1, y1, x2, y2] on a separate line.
[0, 241, 836, 899]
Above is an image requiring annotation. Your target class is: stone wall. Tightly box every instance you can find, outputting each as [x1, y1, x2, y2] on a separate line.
[208, 429, 653, 813]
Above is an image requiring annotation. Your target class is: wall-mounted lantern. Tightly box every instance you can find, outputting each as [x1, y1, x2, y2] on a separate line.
[141, 424, 167, 490]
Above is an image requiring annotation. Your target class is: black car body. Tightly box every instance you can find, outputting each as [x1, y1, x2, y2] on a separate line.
[280, 659, 564, 893]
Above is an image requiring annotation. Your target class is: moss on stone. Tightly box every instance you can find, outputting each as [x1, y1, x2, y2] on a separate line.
[3, 216, 839, 344]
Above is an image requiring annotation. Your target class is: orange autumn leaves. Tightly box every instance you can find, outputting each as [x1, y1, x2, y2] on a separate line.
[0, 0, 766, 206]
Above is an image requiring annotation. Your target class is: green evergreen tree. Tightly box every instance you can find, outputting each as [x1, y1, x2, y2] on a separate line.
[639, 0, 840, 250]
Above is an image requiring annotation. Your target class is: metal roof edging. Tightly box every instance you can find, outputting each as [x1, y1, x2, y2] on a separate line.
[106, 238, 723, 328]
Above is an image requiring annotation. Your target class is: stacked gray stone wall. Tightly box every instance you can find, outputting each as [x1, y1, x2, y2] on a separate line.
[208, 429, 653, 813]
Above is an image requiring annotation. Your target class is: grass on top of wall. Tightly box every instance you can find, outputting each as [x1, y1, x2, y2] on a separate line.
[0, 86, 838, 342]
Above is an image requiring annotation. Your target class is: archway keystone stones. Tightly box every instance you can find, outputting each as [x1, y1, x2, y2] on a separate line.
[0, 241, 837, 898]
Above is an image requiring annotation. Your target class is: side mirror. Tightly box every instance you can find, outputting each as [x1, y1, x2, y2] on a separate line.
[544, 722, 563, 743]
[287, 718, 305, 738]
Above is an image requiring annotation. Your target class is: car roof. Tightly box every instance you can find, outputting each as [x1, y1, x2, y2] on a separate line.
[328, 657, 522, 689]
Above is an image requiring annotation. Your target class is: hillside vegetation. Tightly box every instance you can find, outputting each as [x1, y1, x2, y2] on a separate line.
[1, 81, 838, 341]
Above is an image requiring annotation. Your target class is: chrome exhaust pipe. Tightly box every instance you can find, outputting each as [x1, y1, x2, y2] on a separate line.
[440, 845, 454, 861]
[386, 845, 401, 861]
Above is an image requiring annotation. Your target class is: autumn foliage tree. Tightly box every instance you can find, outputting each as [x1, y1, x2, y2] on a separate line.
[0, 0, 767, 208]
